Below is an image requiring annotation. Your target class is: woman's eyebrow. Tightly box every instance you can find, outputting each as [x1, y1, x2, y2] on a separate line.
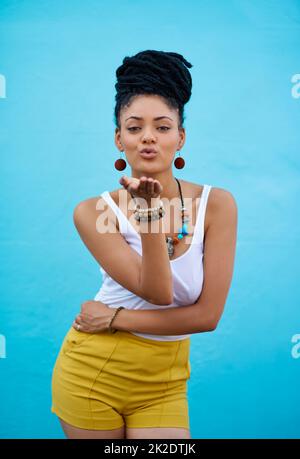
[125, 116, 173, 121]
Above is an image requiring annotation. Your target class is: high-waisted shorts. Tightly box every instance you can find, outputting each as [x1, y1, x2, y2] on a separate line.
[51, 326, 191, 431]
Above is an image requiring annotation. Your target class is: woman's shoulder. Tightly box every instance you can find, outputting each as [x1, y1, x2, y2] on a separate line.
[75, 189, 120, 207]
[182, 180, 237, 233]
[73, 191, 118, 219]
[179, 179, 233, 210]
[200, 182, 237, 214]
[183, 179, 235, 204]
[182, 178, 233, 196]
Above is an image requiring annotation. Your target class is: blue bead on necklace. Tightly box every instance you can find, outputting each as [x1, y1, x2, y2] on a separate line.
[166, 178, 190, 258]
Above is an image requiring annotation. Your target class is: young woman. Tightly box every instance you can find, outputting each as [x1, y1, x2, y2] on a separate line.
[51, 50, 238, 439]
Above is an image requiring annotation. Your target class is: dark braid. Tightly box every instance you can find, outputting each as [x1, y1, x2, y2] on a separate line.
[114, 50, 193, 129]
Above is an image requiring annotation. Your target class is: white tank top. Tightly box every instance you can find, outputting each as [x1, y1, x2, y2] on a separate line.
[94, 184, 212, 341]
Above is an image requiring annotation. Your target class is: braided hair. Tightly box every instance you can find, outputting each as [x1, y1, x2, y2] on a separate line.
[114, 50, 193, 130]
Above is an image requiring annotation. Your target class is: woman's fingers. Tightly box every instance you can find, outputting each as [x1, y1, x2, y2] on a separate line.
[73, 316, 90, 332]
[119, 177, 125, 188]
[140, 176, 147, 192]
[72, 320, 81, 330]
[154, 180, 163, 194]
[73, 314, 84, 327]
[148, 178, 154, 195]
[119, 175, 163, 199]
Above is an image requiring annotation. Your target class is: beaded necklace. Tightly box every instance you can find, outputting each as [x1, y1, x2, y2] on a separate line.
[166, 177, 189, 258]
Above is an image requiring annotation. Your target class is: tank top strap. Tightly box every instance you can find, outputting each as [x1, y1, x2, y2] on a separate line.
[100, 191, 135, 234]
[192, 184, 212, 245]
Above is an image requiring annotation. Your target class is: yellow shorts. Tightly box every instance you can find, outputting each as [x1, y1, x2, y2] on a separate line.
[51, 327, 191, 431]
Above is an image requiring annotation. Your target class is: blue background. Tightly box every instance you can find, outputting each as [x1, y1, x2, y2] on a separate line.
[1, 0, 300, 439]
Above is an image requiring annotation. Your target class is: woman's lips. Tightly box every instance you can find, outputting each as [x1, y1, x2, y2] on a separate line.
[139, 151, 158, 159]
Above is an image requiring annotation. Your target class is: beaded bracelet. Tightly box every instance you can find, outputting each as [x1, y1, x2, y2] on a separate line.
[108, 306, 125, 334]
[133, 202, 166, 222]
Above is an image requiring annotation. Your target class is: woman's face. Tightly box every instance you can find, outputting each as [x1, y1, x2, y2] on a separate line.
[115, 94, 185, 173]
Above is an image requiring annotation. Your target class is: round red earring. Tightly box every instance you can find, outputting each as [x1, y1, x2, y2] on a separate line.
[114, 151, 127, 171]
[174, 151, 185, 169]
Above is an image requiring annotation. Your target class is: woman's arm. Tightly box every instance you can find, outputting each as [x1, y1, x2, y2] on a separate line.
[75, 298, 214, 335]
[111, 302, 215, 335]
[112, 188, 238, 335]
[75, 188, 237, 336]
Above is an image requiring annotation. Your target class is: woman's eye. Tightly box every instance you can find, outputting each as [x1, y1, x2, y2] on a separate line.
[127, 127, 170, 132]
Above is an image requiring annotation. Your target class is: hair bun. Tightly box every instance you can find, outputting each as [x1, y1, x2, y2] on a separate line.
[115, 50, 193, 107]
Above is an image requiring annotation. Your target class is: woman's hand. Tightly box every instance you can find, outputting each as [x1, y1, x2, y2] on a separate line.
[119, 175, 163, 202]
[72, 300, 114, 333]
